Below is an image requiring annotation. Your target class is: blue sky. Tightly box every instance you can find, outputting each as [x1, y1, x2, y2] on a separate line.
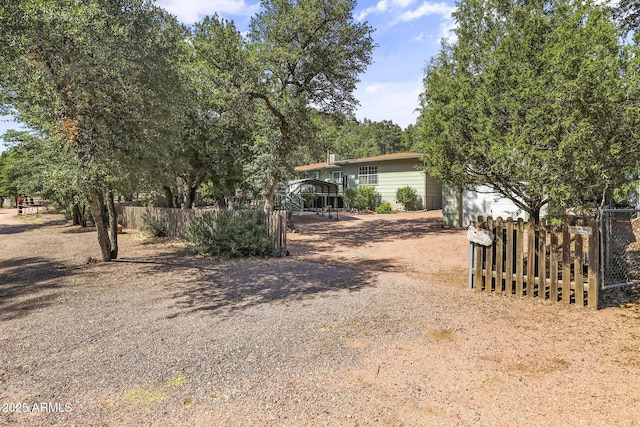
[0, 0, 456, 151]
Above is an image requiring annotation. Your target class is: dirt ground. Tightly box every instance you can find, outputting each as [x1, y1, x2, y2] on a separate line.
[1, 208, 640, 426]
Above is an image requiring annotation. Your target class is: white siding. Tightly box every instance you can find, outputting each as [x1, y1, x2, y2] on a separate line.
[462, 185, 525, 226]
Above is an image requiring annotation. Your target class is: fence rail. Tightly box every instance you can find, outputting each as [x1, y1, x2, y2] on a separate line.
[470, 216, 599, 308]
[117, 206, 287, 257]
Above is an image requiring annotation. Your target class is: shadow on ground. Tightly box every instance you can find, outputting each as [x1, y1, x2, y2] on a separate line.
[0, 257, 79, 321]
[290, 214, 460, 248]
[115, 247, 395, 319]
[0, 219, 68, 235]
[599, 285, 640, 310]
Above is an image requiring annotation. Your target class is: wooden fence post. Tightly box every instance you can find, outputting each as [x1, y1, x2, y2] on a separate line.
[574, 221, 585, 307]
[537, 219, 547, 299]
[473, 216, 484, 291]
[495, 217, 504, 295]
[526, 221, 536, 298]
[504, 218, 514, 295]
[562, 221, 571, 304]
[588, 219, 599, 309]
[486, 217, 495, 292]
[515, 218, 524, 297]
[549, 226, 559, 302]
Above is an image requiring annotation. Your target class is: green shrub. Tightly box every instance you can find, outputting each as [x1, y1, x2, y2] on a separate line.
[358, 186, 381, 210]
[140, 211, 167, 237]
[185, 209, 272, 258]
[396, 186, 418, 211]
[375, 202, 393, 214]
[343, 187, 358, 210]
[344, 186, 381, 211]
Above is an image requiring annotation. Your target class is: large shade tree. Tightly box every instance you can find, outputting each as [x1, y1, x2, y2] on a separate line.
[418, 0, 640, 221]
[615, 0, 640, 34]
[244, 0, 375, 210]
[0, 0, 188, 260]
[160, 15, 255, 209]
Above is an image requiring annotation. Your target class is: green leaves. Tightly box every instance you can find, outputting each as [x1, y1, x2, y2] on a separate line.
[419, 0, 640, 218]
[2, 0, 189, 193]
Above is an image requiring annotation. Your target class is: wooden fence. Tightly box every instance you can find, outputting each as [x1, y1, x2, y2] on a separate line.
[469, 216, 599, 308]
[117, 206, 287, 257]
[118, 206, 195, 238]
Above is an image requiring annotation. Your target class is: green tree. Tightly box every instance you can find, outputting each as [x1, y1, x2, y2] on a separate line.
[0, 139, 31, 205]
[2, 131, 93, 224]
[614, 0, 640, 35]
[402, 123, 420, 152]
[245, 0, 375, 210]
[418, 0, 640, 221]
[1, 0, 188, 260]
[154, 16, 255, 209]
[309, 116, 406, 161]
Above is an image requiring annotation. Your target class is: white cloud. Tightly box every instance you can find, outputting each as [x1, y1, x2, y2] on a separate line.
[354, 78, 423, 128]
[364, 83, 389, 95]
[356, 0, 417, 21]
[397, 1, 455, 22]
[413, 32, 425, 42]
[156, 0, 259, 24]
[396, 1, 456, 43]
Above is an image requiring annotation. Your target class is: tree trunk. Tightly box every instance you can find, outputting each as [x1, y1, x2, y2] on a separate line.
[72, 203, 81, 225]
[183, 180, 198, 209]
[264, 173, 281, 212]
[107, 191, 118, 260]
[530, 208, 540, 223]
[89, 190, 113, 262]
[163, 185, 175, 208]
[72, 203, 87, 227]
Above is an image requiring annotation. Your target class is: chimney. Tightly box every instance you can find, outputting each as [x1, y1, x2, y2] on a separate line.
[329, 153, 338, 163]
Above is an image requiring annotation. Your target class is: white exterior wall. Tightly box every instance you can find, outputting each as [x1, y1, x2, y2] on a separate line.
[462, 185, 526, 226]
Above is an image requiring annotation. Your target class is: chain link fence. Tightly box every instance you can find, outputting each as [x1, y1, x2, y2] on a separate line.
[600, 208, 640, 289]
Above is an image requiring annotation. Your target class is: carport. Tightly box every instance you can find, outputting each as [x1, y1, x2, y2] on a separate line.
[288, 178, 341, 210]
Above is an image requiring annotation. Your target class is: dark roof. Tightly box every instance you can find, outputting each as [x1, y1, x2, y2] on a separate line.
[294, 162, 342, 172]
[336, 152, 422, 164]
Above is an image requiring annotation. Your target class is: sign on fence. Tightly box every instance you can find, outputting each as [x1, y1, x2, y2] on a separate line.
[568, 226, 592, 235]
[466, 225, 494, 246]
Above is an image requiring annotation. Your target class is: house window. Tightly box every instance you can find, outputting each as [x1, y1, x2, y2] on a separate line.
[332, 171, 342, 183]
[313, 171, 320, 180]
[358, 165, 378, 185]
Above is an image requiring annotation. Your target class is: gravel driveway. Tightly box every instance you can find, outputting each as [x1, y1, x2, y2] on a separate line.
[1, 208, 640, 426]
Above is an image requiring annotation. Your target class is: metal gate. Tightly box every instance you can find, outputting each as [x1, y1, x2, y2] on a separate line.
[600, 208, 640, 289]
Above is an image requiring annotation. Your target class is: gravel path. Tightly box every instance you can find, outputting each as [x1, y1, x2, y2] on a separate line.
[1, 209, 640, 426]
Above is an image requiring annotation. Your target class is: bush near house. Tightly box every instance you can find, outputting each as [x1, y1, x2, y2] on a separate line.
[343, 186, 381, 211]
[375, 202, 393, 214]
[185, 209, 272, 258]
[396, 186, 418, 211]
